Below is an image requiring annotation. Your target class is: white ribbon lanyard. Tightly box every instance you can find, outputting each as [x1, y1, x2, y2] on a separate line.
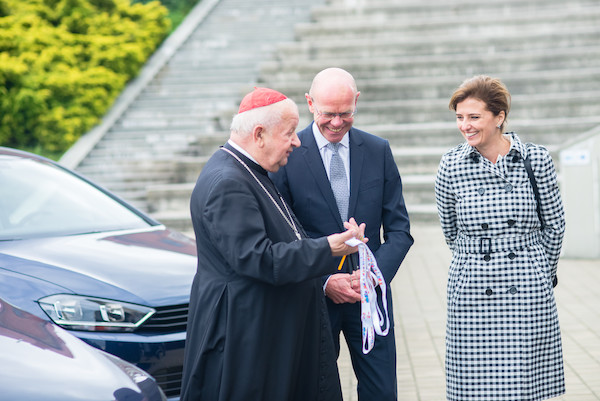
[346, 238, 390, 354]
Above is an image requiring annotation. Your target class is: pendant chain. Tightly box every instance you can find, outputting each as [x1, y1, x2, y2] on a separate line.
[220, 148, 301, 240]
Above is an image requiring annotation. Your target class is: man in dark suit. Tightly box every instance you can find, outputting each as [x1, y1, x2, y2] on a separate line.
[271, 68, 413, 401]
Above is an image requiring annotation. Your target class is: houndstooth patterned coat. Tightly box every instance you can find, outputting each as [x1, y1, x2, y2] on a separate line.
[435, 132, 566, 401]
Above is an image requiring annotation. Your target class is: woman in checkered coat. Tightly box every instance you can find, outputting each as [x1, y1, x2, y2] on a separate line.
[435, 75, 566, 401]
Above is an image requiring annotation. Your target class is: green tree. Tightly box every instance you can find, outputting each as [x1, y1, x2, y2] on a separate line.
[133, 0, 198, 31]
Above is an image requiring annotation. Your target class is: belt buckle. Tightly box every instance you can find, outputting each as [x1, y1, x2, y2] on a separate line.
[480, 237, 491, 254]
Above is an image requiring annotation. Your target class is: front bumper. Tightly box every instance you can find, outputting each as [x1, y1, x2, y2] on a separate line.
[76, 331, 186, 399]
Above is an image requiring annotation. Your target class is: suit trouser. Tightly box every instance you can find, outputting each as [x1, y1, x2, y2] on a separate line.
[326, 298, 397, 401]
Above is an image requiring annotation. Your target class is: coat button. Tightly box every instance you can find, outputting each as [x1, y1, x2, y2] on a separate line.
[483, 254, 491, 262]
[478, 188, 485, 195]
[509, 286, 518, 294]
[505, 183, 513, 192]
[481, 223, 489, 230]
[508, 252, 516, 260]
[512, 155, 520, 163]
[485, 288, 493, 296]
[507, 219, 516, 227]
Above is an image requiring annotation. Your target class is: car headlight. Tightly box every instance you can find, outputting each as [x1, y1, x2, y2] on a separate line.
[38, 295, 155, 332]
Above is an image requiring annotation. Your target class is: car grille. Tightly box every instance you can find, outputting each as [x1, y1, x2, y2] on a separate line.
[138, 303, 188, 333]
[153, 367, 183, 398]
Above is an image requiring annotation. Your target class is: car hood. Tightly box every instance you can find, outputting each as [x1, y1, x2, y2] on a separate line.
[0, 227, 197, 307]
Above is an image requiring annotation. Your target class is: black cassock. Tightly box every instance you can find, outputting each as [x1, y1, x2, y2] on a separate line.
[181, 143, 343, 401]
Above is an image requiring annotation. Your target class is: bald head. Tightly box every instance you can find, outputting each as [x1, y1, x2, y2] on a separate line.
[309, 68, 358, 100]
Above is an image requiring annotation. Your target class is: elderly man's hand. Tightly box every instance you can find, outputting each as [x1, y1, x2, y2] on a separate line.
[327, 218, 367, 256]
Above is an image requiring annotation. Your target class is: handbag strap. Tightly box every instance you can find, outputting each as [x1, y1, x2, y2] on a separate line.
[522, 154, 545, 229]
[523, 151, 558, 287]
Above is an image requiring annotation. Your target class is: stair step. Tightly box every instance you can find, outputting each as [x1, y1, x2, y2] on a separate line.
[147, 183, 196, 214]
[297, 4, 600, 38]
[261, 45, 600, 80]
[265, 68, 600, 100]
[314, 0, 597, 20]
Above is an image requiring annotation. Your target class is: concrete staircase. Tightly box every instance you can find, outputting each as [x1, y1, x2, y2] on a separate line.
[256, 0, 600, 223]
[63, 0, 600, 232]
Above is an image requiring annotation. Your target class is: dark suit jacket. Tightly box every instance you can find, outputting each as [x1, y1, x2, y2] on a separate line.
[271, 124, 413, 289]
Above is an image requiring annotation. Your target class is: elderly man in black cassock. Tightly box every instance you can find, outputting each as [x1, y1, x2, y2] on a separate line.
[181, 87, 366, 401]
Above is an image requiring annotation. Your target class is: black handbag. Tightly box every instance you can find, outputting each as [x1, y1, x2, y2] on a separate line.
[522, 154, 558, 287]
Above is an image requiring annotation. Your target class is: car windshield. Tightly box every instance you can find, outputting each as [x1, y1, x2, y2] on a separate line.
[0, 155, 152, 240]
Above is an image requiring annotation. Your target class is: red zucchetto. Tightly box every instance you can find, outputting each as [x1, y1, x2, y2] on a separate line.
[238, 87, 287, 114]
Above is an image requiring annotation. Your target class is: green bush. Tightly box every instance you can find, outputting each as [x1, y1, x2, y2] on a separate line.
[0, 0, 171, 156]
[134, 0, 198, 32]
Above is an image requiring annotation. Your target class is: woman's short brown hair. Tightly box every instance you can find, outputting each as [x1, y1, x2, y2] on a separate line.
[449, 75, 511, 128]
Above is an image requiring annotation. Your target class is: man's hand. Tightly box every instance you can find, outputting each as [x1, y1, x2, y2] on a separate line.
[327, 218, 367, 257]
[325, 271, 362, 304]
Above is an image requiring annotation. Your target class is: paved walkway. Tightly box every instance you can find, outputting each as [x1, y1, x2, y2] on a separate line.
[338, 224, 600, 401]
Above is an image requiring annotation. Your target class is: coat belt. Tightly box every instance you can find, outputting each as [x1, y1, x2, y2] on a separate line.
[453, 231, 542, 254]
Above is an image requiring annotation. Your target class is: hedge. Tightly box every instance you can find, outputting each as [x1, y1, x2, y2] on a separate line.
[0, 0, 171, 155]
[134, 0, 198, 29]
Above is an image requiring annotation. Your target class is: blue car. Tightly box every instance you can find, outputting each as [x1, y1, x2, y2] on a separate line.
[0, 296, 167, 400]
[0, 147, 197, 399]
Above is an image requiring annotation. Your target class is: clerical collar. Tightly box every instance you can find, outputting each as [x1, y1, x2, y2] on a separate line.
[225, 140, 267, 175]
[312, 122, 349, 150]
[227, 139, 257, 162]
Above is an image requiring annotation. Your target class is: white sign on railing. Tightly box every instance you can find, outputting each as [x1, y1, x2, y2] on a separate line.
[560, 149, 590, 166]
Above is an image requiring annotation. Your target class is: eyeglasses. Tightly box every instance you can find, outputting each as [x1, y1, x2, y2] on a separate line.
[311, 99, 357, 121]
